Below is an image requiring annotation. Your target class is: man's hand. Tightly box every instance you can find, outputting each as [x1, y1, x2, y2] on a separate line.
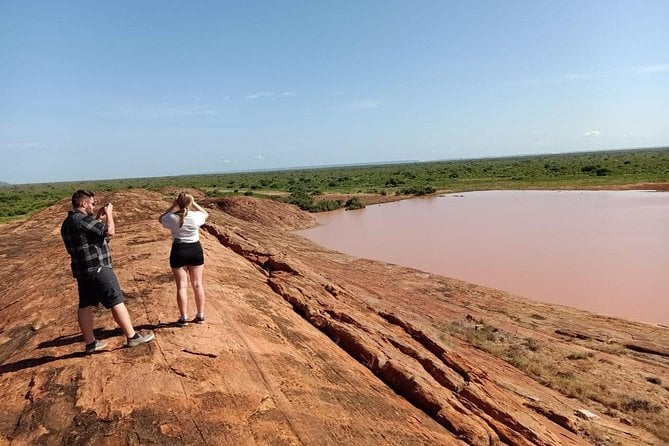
[96, 203, 112, 220]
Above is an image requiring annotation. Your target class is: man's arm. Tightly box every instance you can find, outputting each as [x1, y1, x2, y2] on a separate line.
[79, 213, 107, 238]
[104, 203, 115, 237]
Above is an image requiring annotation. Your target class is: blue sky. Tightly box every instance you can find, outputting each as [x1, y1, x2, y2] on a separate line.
[1, 0, 668, 184]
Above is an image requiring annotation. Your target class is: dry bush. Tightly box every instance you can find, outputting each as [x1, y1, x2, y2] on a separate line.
[581, 422, 623, 446]
[438, 317, 669, 443]
[566, 351, 595, 360]
[591, 342, 627, 355]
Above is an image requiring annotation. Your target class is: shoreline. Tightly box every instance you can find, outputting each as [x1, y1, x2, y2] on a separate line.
[312, 181, 669, 208]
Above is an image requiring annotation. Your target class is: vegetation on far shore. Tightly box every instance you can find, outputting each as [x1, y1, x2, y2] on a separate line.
[2, 147, 668, 222]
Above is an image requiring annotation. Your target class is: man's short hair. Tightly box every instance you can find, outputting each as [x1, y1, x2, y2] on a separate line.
[72, 190, 95, 208]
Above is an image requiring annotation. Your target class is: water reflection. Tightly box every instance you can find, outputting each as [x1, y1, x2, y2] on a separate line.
[297, 191, 669, 325]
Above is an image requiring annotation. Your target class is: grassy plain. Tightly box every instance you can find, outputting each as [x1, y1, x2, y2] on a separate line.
[2, 147, 668, 221]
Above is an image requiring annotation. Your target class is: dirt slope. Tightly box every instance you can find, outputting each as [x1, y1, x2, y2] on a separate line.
[0, 190, 666, 445]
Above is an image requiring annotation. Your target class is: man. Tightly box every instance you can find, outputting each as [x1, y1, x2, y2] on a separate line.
[61, 190, 155, 354]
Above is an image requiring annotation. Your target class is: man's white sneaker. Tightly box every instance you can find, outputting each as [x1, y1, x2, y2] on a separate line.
[127, 330, 155, 347]
[85, 339, 108, 354]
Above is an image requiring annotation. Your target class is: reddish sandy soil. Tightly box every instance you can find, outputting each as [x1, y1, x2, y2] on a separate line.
[0, 190, 667, 445]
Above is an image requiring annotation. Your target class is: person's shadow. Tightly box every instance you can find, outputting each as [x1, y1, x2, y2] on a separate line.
[36, 322, 178, 348]
[0, 352, 89, 374]
[0, 322, 180, 375]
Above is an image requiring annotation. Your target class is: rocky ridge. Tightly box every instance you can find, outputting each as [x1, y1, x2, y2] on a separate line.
[0, 190, 667, 445]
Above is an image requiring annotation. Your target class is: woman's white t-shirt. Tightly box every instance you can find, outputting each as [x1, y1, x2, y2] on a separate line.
[160, 211, 207, 242]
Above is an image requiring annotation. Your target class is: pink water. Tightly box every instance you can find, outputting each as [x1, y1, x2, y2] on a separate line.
[297, 191, 669, 326]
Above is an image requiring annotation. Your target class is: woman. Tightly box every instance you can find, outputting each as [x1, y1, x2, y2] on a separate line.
[159, 192, 209, 325]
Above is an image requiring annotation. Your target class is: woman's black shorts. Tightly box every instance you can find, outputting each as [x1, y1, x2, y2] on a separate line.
[170, 241, 204, 268]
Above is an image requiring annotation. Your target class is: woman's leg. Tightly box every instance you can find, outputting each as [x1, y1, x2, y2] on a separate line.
[187, 265, 205, 316]
[172, 267, 189, 318]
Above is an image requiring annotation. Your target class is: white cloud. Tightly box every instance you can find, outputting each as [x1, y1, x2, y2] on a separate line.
[583, 130, 602, 137]
[559, 73, 593, 82]
[515, 62, 669, 86]
[245, 91, 294, 100]
[219, 159, 235, 164]
[160, 106, 215, 117]
[113, 103, 216, 119]
[245, 92, 272, 100]
[351, 99, 380, 109]
[561, 63, 669, 81]
[254, 154, 265, 160]
[636, 64, 669, 74]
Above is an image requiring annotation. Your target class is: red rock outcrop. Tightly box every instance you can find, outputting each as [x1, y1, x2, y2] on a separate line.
[1, 190, 666, 445]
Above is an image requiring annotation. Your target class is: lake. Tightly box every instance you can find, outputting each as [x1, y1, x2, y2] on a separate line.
[296, 190, 669, 326]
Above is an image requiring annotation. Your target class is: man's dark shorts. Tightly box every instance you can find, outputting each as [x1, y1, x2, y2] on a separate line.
[76, 267, 125, 309]
[170, 241, 204, 268]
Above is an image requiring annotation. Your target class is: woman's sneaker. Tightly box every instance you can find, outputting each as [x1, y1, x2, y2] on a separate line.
[127, 331, 155, 347]
[193, 314, 205, 324]
[177, 316, 189, 326]
[85, 339, 108, 354]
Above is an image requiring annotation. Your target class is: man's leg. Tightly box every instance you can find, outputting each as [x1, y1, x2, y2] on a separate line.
[110, 302, 136, 339]
[99, 268, 154, 346]
[78, 306, 96, 344]
[111, 303, 155, 347]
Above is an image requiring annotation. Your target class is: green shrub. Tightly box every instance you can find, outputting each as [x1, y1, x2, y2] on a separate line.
[287, 190, 314, 211]
[310, 200, 343, 212]
[399, 186, 436, 196]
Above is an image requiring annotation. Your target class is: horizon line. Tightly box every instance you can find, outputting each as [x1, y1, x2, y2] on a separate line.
[3, 145, 668, 187]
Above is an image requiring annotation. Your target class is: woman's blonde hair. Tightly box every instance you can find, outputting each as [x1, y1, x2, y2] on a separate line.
[175, 192, 194, 228]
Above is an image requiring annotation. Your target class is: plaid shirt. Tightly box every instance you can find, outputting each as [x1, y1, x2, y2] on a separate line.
[61, 210, 113, 278]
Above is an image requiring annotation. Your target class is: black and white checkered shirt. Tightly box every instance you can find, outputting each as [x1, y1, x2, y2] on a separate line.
[61, 210, 113, 278]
